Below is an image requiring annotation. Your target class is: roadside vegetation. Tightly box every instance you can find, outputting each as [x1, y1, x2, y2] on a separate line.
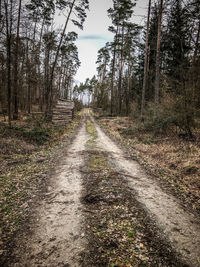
[0, 113, 81, 257]
[95, 114, 200, 214]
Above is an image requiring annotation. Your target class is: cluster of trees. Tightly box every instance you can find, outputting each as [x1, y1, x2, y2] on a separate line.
[0, 0, 89, 125]
[80, 0, 199, 137]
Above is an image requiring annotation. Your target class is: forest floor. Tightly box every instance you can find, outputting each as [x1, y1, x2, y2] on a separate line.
[95, 114, 200, 215]
[0, 110, 200, 266]
[0, 113, 82, 262]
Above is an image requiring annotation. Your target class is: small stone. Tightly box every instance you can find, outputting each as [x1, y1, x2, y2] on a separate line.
[140, 243, 144, 248]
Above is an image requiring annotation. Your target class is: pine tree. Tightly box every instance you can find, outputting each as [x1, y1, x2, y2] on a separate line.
[164, 0, 191, 92]
[108, 0, 136, 115]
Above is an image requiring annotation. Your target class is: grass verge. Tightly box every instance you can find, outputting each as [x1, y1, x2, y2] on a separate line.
[0, 113, 82, 258]
[96, 116, 200, 214]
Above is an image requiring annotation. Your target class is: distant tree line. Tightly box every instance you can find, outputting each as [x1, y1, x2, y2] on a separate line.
[76, 0, 199, 137]
[0, 0, 89, 125]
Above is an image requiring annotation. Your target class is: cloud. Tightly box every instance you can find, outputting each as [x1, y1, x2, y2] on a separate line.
[75, 41, 98, 82]
[79, 35, 105, 40]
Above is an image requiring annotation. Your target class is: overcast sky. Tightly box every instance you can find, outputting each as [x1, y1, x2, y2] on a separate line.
[56, 0, 149, 84]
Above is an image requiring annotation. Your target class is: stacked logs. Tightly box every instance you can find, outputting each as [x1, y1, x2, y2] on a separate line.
[52, 99, 74, 126]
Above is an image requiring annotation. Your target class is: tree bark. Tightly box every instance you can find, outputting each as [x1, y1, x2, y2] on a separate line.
[110, 23, 119, 115]
[4, 0, 13, 126]
[110, 44, 116, 115]
[13, 0, 22, 120]
[154, 0, 163, 120]
[37, 20, 45, 111]
[192, 18, 200, 65]
[126, 65, 131, 116]
[118, 23, 125, 115]
[141, 0, 151, 120]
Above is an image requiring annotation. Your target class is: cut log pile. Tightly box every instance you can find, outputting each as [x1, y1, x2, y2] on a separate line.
[52, 99, 74, 126]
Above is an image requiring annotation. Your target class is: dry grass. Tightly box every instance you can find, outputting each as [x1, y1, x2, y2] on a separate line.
[97, 116, 200, 213]
[0, 113, 82, 257]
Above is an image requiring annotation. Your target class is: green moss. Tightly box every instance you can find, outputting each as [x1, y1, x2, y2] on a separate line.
[127, 230, 136, 238]
[86, 119, 98, 145]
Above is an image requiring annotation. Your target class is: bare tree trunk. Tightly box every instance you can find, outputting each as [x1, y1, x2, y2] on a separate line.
[141, 0, 151, 120]
[125, 64, 131, 116]
[26, 37, 31, 114]
[0, 0, 5, 33]
[47, 0, 76, 114]
[37, 20, 45, 111]
[191, 18, 200, 114]
[118, 23, 125, 115]
[13, 0, 22, 120]
[110, 45, 116, 115]
[4, 0, 13, 126]
[110, 23, 119, 116]
[153, 0, 163, 120]
[192, 19, 200, 65]
[58, 55, 64, 96]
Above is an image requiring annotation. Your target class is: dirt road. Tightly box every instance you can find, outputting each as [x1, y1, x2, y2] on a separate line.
[91, 114, 200, 267]
[8, 118, 89, 267]
[5, 112, 200, 266]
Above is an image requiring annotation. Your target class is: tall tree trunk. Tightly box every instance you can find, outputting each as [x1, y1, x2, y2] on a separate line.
[26, 36, 31, 114]
[13, 0, 22, 120]
[58, 55, 64, 96]
[153, 0, 163, 120]
[110, 23, 119, 115]
[0, 0, 5, 33]
[141, 0, 151, 120]
[192, 18, 200, 65]
[4, 0, 13, 126]
[110, 44, 116, 115]
[37, 20, 45, 111]
[191, 18, 200, 113]
[125, 65, 131, 116]
[46, 0, 76, 114]
[118, 23, 125, 115]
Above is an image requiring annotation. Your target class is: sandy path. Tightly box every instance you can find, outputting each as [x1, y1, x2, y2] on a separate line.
[11, 118, 89, 267]
[90, 114, 200, 267]
[8, 113, 200, 267]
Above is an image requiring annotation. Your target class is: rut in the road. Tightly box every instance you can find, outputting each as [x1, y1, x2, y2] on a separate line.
[90, 114, 200, 267]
